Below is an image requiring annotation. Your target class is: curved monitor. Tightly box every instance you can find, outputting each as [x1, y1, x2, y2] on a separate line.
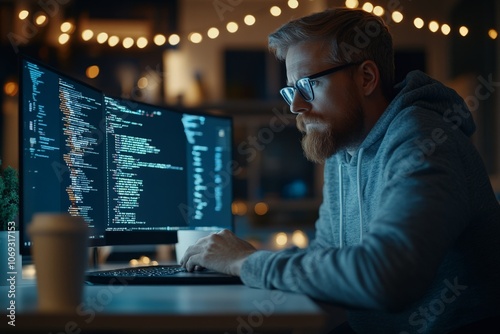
[19, 56, 233, 255]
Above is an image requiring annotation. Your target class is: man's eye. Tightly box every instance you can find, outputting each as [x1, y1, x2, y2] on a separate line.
[310, 80, 318, 87]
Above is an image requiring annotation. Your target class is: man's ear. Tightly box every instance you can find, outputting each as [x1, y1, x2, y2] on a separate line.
[357, 60, 380, 96]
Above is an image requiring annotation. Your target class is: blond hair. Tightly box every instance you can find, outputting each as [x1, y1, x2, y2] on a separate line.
[269, 7, 395, 98]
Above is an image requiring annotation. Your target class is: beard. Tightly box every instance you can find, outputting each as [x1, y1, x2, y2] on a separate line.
[296, 102, 364, 163]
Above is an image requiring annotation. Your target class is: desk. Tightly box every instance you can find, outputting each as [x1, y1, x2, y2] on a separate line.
[1, 274, 331, 333]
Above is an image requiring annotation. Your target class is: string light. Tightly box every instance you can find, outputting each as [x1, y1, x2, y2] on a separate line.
[96, 32, 108, 44]
[292, 230, 308, 248]
[108, 35, 119, 47]
[345, 0, 358, 8]
[488, 29, 498, 40]
[275, 232, 287, 246]
[18, 10, 29, 20]
[168, 34, 180, 46]
[270, 6, 281, 17]
[82, 29, 94, 41]
[231, 201, 248, 216]
[58, 33, 70, 45]
[254, 202, 269, 215]
[153, 34, 166, 45]
[459, 26, 469, 37]
[40, 2, 494, 49]
[207, 27, 219, 39]
[414, 17, 424, 29]
[373, 5, 384, 16]
[86, 65, 99, 79]
[60, 22, 73, 33]
[138, 77, 148, 89]
[122, 37, 134, 48]
[4, 82, 18, 97]
[137, 37, 148, 48]
[362, 2, 373, 13]
[287, 0, 299, 9]
[35, 13, 47, 26]
[189, 32, 202, 44]
[244, 15, 256, 26]
[441, 24, 451, 35]
[429, 21, 439, 33]
[226, 22, 238, 33]
[392, 11, 403, 23]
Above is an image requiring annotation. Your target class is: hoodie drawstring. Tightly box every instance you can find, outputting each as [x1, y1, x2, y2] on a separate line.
[338, 148, 364, 248]
[338, 164, 344, 248]
[356, 148, 364, 243]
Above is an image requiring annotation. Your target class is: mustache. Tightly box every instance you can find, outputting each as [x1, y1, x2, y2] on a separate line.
[296, 114, 325, 132]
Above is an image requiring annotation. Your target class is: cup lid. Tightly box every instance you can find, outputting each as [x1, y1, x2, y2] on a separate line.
[28, 213, 89, 235]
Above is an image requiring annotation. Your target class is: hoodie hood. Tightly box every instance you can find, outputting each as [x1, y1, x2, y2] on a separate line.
[356, 70, 476, 156]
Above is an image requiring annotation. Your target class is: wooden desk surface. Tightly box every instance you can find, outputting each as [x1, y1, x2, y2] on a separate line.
[1, 276, 328, 333]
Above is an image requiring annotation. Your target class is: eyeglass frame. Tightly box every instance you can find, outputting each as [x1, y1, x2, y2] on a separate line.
[280, 62, 361, 105]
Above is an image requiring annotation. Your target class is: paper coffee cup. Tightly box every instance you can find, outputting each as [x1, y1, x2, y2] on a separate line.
[28, 213, 89, 313]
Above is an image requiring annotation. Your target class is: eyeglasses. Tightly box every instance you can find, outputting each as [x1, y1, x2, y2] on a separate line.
[280, 62, 360, 105]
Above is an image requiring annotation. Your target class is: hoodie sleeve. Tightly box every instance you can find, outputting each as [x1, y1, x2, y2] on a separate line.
[240, 109, 474, 311]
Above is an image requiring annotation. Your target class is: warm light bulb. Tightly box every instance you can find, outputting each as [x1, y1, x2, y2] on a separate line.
[60, 22, 72, 33]
[18, 10, 29, 20]
[373, 6, 384, 16]
[122, 37, 134, 48]
[292, 230, 308, 248]
[207, 27, 219, 39]
[362, 2, 373, 12]
[345, 0, 358, 8]
[244, 15, 256, 26]
[96, 32, 108, 44]
[441, 24, 451, 35]
[429, 21, 439, 33]
[154, 34, 166, 45]
[82, 29, 94, 41]
[287, 0, 299, 9]
[108, 35, 119, 47]
[275, 233, 288, 247]
[58, 33, 70, 45]
[488, 29, 497, 40]
[137, 77, 148, 89]
[392, 11, 403, 23]
[459, 26, 469, 37]
[270, 6, 281, 17]
[189, 32, 202, 44]
[35, 13, 47, 26]
[169, 34, 180, 45]
[4, 82, 18, 97]
[254, 202, 269, 216]
[226, 22, 238, 33]
[414, 17, 424, 29]
[137, 37, 148, 48]
[86, 65, 99, 79]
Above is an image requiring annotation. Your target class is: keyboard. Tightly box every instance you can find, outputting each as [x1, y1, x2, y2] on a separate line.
[85, 265, 242, 285]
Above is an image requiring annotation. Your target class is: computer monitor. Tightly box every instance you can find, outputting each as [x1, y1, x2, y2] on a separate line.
[103, 96, 234, 245]
[19, 57, 108, 252]
[19, 56, 234, 256]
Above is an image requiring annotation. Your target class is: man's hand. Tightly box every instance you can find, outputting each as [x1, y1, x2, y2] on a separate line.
[179, 229, 257, 276]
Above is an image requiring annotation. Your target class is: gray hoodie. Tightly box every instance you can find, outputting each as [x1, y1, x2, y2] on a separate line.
[240, 71, 500, 333]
